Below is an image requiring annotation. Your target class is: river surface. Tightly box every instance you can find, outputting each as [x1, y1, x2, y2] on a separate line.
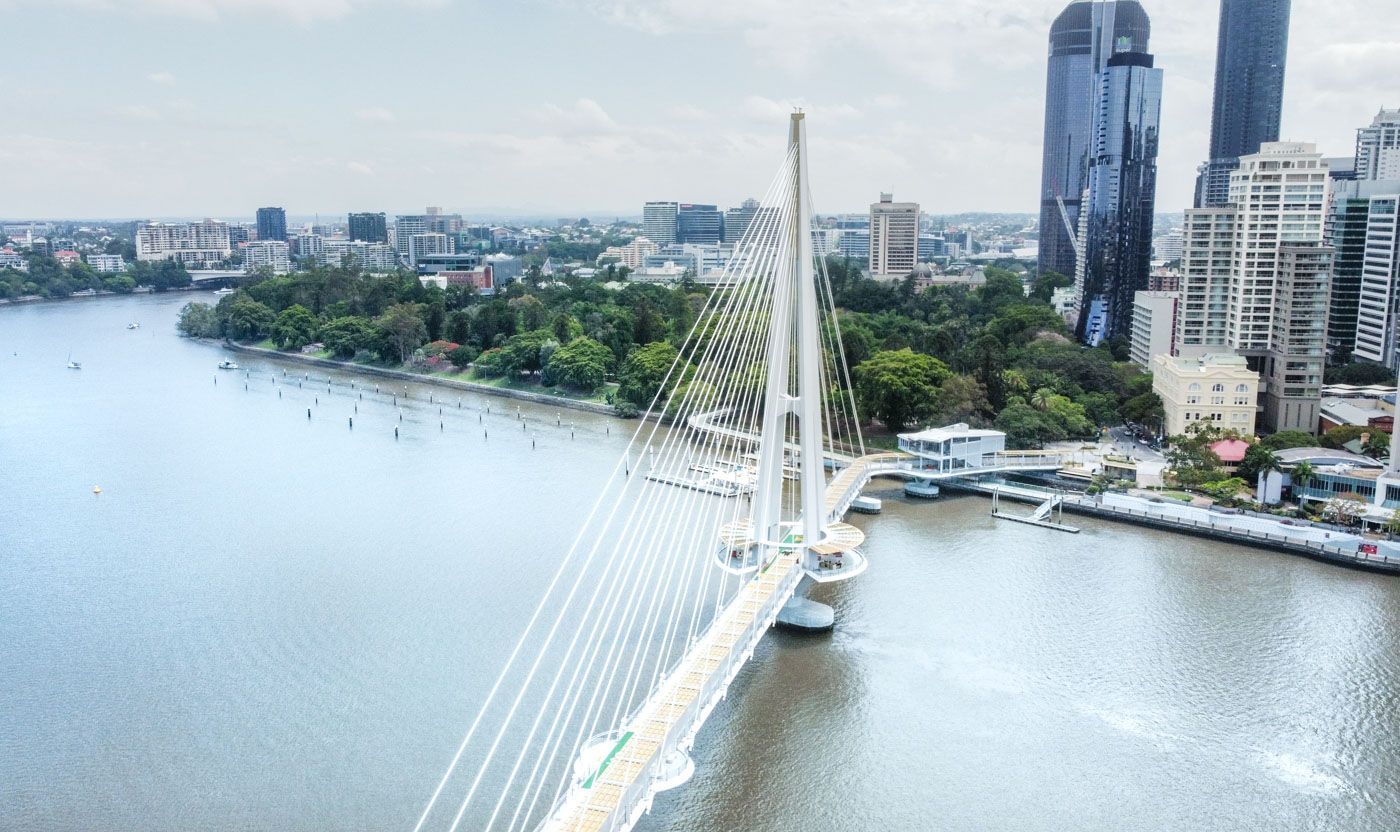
[3, 291, 1399, 831]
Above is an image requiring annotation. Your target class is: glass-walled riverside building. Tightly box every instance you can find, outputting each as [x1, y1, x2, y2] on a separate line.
[1037, 0, 1151, 283]
[1077, 49, 1162, 346]
[1194, 0, 1291, 208]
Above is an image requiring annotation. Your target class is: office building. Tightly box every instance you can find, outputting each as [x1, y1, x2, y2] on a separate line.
[348, 212, 388, 243]
[1326, 180, 1400, 361]
[394, 210, 462, 258]
[1154, 228, 1184, 262]
[243, 240, 292, 275]
[1037, 0, 1151, 281]
[1153, 352, 1259, 436]
[869, 193, 919, 280]
[256, 207, 287, 242]
[1177, 142, 1332, 432]
[1129, 290, 1179, 368]
[724, 199, 760, 242]
[1356, 109, 1400, 181]
[1076, 48, 1163, 345]
[642, 202, 679, 246]
[1351, 195, 1400, 367]
[677, 204, 723, 244]
[136, 220, 232, 266]
[86, 253, 125, 273]
[1194, 0, 1291, 207]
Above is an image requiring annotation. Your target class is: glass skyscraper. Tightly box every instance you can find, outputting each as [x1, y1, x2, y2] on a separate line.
[1194, 0, 1291, 207]
[255, 207, 286, 242]
[676, 204, 723, 244]
[348, 212, 388, 244]
[1078, 50, 1163, 345]
[1037, 0, 1151, 282]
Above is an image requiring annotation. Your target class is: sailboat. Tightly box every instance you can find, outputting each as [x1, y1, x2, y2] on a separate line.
[66, 352, 82, 370]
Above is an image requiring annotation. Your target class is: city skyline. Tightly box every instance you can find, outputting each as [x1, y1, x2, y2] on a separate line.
[2, 0, 1396, 218]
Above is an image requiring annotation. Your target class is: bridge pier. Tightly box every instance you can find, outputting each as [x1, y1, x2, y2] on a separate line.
[776, 577, 833, 632]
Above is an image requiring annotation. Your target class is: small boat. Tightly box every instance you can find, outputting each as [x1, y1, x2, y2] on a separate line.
[213, 287, 236, 296]
[126, 322, 140, 330]
[218, 360, 240, 370]
[66, 352, 82, 370]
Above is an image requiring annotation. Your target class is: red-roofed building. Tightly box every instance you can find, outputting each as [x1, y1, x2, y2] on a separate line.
[1209, 439, 1251, 472]
[54, 250, 81, 266]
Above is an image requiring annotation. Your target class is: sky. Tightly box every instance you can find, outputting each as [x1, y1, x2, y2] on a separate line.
[1, 0, 1397, 221]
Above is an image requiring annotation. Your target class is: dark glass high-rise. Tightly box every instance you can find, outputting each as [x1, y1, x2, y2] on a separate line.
[1194, 0, 1291, 207]
[1037, 0, 1151, 282]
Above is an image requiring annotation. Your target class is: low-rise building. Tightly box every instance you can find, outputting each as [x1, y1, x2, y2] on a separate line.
[1153, 352, 1259, 436]
[597, 236, 658, 269]
[0, 247, 28, 271]
[86, 253, 125, 273]
[1318, 396, 1395, 434]
[418, 264, 494, 294]
[53, 250, 81, 266]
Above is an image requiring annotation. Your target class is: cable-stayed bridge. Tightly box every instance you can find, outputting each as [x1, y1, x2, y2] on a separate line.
[409, 114, 1059, 832]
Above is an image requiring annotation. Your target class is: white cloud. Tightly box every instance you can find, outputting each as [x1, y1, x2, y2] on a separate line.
[356, 107, 396, 123]
[347, 161, 374, 175]
[145, 71, 176, 85]
[111, 104, 162, 121]
[529, 98, 619, 134]
[2, 0, 445, 24]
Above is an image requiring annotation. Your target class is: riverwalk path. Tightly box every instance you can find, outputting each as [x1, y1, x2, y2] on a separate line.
[939, 478, 1400, 575]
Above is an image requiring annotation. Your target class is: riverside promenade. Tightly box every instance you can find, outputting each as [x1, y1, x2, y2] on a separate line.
[939, 478, 1400, 576]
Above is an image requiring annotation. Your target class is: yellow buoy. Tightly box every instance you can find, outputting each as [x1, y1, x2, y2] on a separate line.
[92, 485, 102, 494]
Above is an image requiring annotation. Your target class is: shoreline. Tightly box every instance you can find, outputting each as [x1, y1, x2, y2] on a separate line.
[0, 285, 209, 306]
[223, 342, 623, 417]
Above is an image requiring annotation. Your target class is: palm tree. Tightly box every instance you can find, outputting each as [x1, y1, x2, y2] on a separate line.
[1290, 460, 1315, 498]
[1031, 387, 1053, 411]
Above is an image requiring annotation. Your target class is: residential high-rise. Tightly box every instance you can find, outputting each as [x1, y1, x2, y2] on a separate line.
[394, 210, 462, 258]
[348, 212, 388, 243]
[1355, 109, 1400, 181]
[1194, 0, 1291, 207]
[869, 193, 919, 280]
[243, 240, 291, 275]
[1076, 49, 1163, 345]
[1177, 142, 1332, 432]
[291, 232, 324, 261]
[256, 207, 287, 242]
[642, 202, 679, 246]
[136, 220, 232, 266]
[676, 204, 723, 244]
[407, 232, 451, 268]
[1037, 0, 1151, 281]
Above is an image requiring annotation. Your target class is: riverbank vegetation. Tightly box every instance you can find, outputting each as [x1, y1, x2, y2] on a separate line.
[1, 257, 191, 299]
[177, 259, 1159, 443]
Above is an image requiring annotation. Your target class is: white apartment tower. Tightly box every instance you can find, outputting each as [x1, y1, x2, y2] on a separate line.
[1177, 142, 1333, 433]
[1356, 109, 1400, 181]
[869, 193, 919, 280]
[136, 220, 232, 266]
[407, 232, 451, 267]
[243, 240, 292, 275]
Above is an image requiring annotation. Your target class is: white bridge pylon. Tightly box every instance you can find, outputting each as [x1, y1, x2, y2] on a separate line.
[411, 113, 872, 832]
